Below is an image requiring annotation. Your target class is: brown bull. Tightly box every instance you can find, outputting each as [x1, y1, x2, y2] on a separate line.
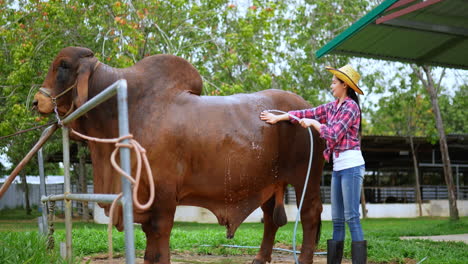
[33, 47, 325, 264]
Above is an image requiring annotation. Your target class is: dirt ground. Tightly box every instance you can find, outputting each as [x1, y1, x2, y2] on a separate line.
[82, 252, 353, 264]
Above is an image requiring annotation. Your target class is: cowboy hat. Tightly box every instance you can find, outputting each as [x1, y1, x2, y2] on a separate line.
[325, 64, 363, 95]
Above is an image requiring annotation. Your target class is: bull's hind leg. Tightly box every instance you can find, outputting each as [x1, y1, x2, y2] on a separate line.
[142, 205, 176, 264]
[252, 194, 285, 264]
[295, 186, 322, 264]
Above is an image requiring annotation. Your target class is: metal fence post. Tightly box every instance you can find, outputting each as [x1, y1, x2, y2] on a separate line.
[62, 126, 73, 262]
[117, 80, 136, 263]
[38, 148, 48, 235]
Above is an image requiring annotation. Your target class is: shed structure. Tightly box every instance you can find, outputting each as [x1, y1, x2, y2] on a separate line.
[316, 0, 468, 70]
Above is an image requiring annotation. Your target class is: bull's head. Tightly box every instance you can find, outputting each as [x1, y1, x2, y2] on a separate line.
[33, 47, 99, 115]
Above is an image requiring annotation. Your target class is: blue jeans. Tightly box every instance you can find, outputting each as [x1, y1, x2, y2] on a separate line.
[331, 165, 365, 241]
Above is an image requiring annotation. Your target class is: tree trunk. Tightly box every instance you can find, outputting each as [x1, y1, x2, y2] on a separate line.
[78, 142, 89, 221]
[417, 65, 459, 220]
[409, 135, 423, 216]
[20, 170, 31, 215]
[360, 185, 367, 218]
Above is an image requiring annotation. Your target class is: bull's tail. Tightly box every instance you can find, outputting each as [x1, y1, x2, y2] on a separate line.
[273, 185, 287, 227]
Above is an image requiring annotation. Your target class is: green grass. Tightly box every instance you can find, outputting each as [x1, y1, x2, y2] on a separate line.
[0, 231, 65, 264]
[360, 218, 468, 264]
[0, 207, 43, 220]
[0, 217, 467, 263]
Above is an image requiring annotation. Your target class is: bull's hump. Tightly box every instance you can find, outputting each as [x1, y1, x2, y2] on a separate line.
[134, 54, 203, 96]
[199, 93, 260, 107]
[256, 88, 296, 98]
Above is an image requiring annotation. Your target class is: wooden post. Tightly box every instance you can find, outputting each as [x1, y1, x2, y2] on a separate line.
[78, 142, 89, 221]
[20, 170, 32, 215]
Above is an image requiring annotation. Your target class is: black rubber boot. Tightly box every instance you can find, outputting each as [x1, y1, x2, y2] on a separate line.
[327, 239, 344, 264]
[351, 240, 367, 264]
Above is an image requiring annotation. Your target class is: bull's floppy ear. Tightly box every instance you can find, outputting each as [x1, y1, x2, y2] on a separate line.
[74, 57, 98, 108]
[72, 48, 97, 108]
[74, 67, 90, 108]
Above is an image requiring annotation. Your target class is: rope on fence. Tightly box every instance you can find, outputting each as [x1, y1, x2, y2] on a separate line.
[47, 200, 56, 250]
[69, 128, 155, 260]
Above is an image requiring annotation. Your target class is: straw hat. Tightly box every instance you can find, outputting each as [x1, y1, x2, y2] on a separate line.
[325, 64, 363, 95]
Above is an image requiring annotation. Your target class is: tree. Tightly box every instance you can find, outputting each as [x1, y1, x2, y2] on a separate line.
[412, 65, 459, 221]
[367, 65, 436, 137]
[19, 170, 31, 214]
[367, 65, 435, 216]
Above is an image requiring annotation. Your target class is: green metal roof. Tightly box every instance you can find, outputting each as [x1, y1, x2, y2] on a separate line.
[316, 0, 468, 70]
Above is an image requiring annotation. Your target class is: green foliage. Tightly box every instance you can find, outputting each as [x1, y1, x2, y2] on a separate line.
[366, 64, 467, 145]
[439, 84, 468, 134]
[0, 0, 369, 169]
[367, 66, 437, 138]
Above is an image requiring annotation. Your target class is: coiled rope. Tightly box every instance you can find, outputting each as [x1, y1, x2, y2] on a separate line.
[47, 200, 56, 250]
[69, 129, 155, 260]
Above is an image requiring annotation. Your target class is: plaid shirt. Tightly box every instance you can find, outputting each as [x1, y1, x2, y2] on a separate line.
[288, 97, 361, 162]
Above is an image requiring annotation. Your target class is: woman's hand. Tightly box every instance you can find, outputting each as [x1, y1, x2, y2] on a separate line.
[260, 111, 289, 124]
[299, 118, 321, 131]
[260, 111, 279, 124]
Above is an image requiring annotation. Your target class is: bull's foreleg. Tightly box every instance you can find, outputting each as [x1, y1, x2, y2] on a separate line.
[296, 193, 322, 264]
[252, 196, 278, 264]
[142, 206, 176, 264]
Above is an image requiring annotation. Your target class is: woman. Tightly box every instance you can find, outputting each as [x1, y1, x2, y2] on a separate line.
[260, 64, 367, 264]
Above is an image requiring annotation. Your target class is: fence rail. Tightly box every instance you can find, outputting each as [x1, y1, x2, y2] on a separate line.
[0, 183, 94, 211]
[285, 185, 468, 204]
[4, 184, 467, 211]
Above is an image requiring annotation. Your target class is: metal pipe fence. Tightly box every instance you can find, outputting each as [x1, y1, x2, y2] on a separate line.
[285, 186, 468, 204]
[40, 79, 135, 264]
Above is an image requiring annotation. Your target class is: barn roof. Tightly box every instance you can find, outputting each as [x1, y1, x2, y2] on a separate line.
[316, 0, 468, 70]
